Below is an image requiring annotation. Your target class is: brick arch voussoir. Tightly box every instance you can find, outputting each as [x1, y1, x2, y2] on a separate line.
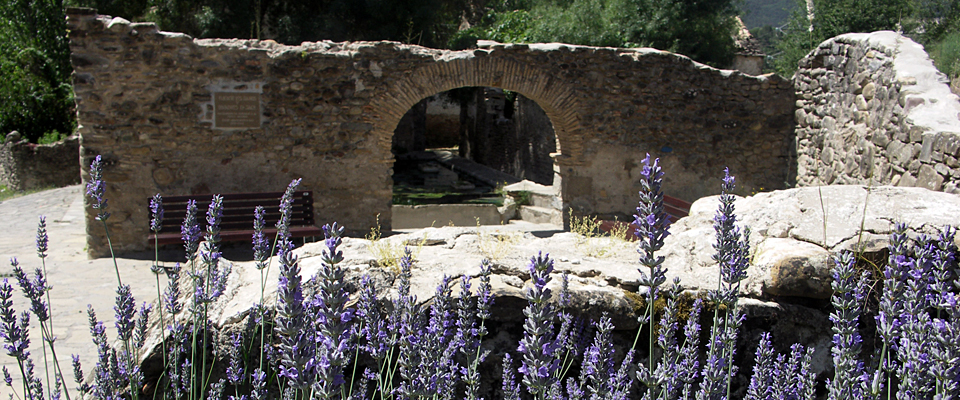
[369, 55, 583, 163]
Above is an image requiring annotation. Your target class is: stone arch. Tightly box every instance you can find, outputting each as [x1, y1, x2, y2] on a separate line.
[368, 54, 584, 164]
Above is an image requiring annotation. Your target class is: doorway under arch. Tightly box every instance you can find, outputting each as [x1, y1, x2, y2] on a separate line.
[389, 86, 563, 228]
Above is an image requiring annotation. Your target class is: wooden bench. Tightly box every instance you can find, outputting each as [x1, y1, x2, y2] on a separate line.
[149, 191, 323, 246]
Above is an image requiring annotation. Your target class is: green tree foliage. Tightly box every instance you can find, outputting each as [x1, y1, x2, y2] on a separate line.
[774, 0, 913, 75]
[0, 0, 76, 143]
[454, 0, 739, 67]
[68, 0, 469, 48]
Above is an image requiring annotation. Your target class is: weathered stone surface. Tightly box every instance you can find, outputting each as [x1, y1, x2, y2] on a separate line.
[794, 31, 960, 192]
[664, 184, 960, 300]
[66, 9, 796, 257]
[0, 136, 81, 192]
[136, 222, 837, 396]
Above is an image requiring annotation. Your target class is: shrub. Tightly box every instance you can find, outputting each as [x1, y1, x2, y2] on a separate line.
[2, 154, 959, 400]
[930, 31, 960, 80]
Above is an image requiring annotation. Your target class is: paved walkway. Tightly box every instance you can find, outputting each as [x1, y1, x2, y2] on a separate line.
[0, 185, 162, 397]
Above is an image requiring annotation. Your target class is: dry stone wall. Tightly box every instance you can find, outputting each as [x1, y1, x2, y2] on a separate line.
[0, 135, 81, 192]
[794, 31, 960, 191]
[67, 8, 795, 257]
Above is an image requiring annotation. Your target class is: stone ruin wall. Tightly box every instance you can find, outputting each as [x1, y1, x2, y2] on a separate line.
[0, 135, 81, 192]
[67, 8, 796, 257]
[794, 31, 960, 191]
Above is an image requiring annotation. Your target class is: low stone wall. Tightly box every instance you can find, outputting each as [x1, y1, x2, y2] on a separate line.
[0, 135, 81, 192]
[794, 31, 960, 191]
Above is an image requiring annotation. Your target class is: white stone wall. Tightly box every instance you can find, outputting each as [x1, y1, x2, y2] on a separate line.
[795, 31, 960, 192]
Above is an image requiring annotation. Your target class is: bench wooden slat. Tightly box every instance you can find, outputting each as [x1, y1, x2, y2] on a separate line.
[150, 191, 320, 246]
[150, 226, 324, 246]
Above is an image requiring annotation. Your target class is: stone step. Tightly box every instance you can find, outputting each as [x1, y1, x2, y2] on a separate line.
[503, 180, 562, 210]
[518, 205, 563, 225]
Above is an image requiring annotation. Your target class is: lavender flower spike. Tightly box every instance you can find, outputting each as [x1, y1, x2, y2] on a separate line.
[634, 153, 671, 381]
[149, 194, 164, 233]
[86, 155, 109, 221]
[827, 251, 867, 400]
[711, 167, 751, 306]
[0, 279, 31, 361]
[276, 178, 302, 244]
[635, 153, 670, 276]
[181, 199, 202, 263]
[519, 252, 559, 399]
[313, 222, 353, 399]
[252, 205, 269, 270]
[37, 216, 48, 260]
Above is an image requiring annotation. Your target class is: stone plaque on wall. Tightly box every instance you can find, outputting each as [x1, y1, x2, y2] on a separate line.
[214, 92, 261, 129]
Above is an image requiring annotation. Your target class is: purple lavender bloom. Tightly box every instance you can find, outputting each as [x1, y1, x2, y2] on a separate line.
[86, 155, 110, 221]
[502, 353, 522, 400]
[581, 314, 615, 398]
[827, 251, 867, 400]
[635, 154, 670, 289]
[710, 168, 751, 307]
[676, 298, 703, 397]
[313, 223, 354, 399]
[276, 178, 302, 244]
[163, 263, 183, 316]
[134, 302, 152, 349]
[12, 260, 50, 323]
[226, 332, 244, 384]
[519, 252, 560, 398]
[930, 226, 956, 313]
[697, 168, 750, 400]
[745, 332, 775, 400]
[205, 194, 223, 246]
[357, 275, 389, 360]
[149, 193, 164, 233]
[397, 274, 460, 399]
[36, 216, 48, 259]
[794, 344, 816, 400]
[477, 259, 494, 322]
[72, 354, 91, 395]
[641, 279, 685, 397]
[896, 237, 936, 399]
[275, 233, 316, 389]
[250, 368, 266, 400]
[181, 199, 202, 262]
[0, 279, 30, 361]
[252, 205, 269, 270]
[114, 284, 136, 342]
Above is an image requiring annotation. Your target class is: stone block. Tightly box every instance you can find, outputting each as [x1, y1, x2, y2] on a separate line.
[917, 164, 945, 191]
[898, 172, 917, 187]
[920, 133, 936, 162]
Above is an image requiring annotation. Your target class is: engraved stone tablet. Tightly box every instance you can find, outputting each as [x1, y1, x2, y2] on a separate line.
[214, 92, 261, 129]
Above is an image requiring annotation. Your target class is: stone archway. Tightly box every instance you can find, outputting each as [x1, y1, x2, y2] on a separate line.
[369, 55, 583, 164]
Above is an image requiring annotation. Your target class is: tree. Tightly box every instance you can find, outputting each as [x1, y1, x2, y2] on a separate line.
[775, 0, 912, 75]
[0, 0, 76, 143]
[454, 0, 740, 67]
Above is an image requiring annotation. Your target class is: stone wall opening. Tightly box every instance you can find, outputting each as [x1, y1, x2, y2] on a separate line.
[390, 86, 561, 228]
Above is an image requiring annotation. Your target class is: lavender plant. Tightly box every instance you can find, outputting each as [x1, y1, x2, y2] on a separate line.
[827, 251, 868, 400]
[86, 155, 122, 287]
[310, 223, 353, 400]
[633, 153, 671, 397]
[518, 252, 560, 400]
[698, 168, 750, 400]
[148, 193, 170, 382]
